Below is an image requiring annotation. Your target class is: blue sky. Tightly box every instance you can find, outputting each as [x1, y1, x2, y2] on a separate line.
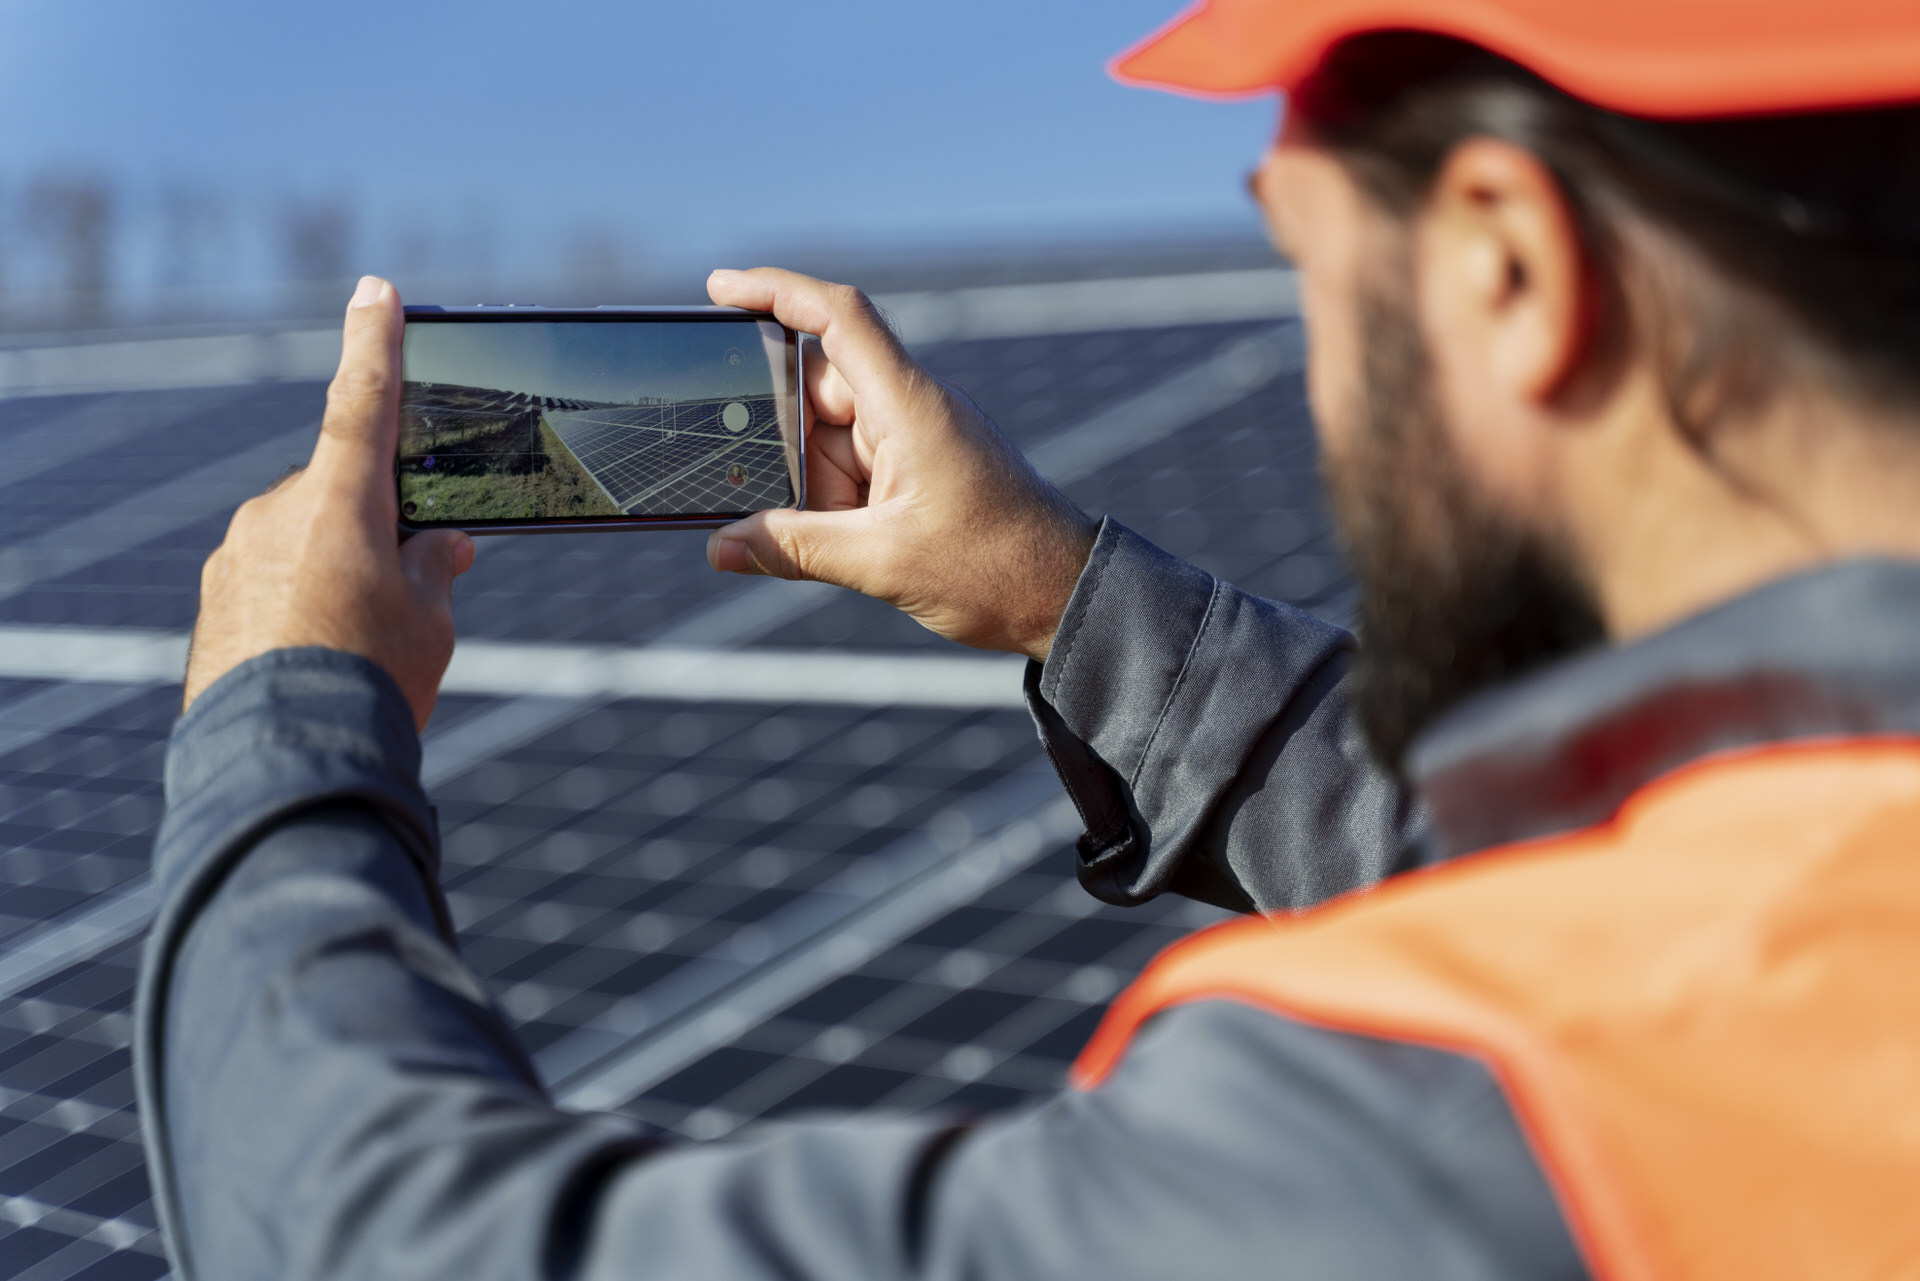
[0, 1, 1279, 306]
[405, 319, 786, 403]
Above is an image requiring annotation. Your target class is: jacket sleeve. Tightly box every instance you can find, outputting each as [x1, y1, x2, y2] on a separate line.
[1027, 518, 1430, 914]
[134, 649, 1584, 1281]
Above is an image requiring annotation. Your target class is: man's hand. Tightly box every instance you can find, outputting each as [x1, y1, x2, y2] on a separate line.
[705, 268, 1097, 662]
[182, 276, 474, 731]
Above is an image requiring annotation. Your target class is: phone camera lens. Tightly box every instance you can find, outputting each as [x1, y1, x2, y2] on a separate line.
[403, 501, 418, 517]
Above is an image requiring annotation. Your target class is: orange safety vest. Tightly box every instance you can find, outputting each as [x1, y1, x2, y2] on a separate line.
[1073, 739, 1920, 1281]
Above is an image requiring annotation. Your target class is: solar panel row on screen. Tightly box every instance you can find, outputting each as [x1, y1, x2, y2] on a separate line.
[548, 394, 790, 515]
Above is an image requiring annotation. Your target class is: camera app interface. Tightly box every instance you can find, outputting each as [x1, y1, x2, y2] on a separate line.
[399, 318, 797, 523]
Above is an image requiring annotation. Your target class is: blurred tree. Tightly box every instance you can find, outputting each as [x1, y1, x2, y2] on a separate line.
[280, 197, 354, 316]
[565, 226, 629, 303]
[28, 174, 114, 329]
[158, 183, 229, 318]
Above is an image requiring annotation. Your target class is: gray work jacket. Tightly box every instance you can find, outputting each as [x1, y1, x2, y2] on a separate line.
[174, 516, 1920, 1278]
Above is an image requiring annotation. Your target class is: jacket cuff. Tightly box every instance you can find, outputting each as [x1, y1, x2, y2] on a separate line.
[1027, 519, 1350, 906]
[154, 647, 438, 902]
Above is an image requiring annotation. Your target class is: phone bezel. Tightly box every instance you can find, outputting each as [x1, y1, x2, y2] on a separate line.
[396, 304, 806, 535]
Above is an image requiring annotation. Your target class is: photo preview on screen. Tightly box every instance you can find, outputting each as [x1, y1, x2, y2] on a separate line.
[397, 313, 801, 529]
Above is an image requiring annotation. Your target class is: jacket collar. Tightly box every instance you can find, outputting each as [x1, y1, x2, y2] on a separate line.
[1407, 558, 1920, 857]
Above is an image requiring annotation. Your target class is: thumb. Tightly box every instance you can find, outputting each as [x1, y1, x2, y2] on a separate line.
[311, 276, 404, 497]
[706, 507, 882, 590]
[401, 528, 475, 602]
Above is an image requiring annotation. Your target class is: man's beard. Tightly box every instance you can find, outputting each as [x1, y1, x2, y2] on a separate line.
[1323, 276, 1606, 776]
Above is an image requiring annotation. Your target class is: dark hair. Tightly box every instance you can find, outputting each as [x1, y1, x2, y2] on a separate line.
[1293, 33, 1920, 423]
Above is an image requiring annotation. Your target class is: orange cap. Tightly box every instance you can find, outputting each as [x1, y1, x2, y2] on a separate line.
[1113, 0, 1920, 118]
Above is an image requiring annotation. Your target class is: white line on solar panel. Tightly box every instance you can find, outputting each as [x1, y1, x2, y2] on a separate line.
[0, 423, 316, 603]
[0, 1193, 166, 1257]
[0, 386, 259, 493]
[0, 632, 1027, 705]
[0, 879, 157, 1003]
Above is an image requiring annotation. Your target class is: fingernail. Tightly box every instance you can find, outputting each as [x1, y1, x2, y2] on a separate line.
[708, 268, 739, 280]
[350, 276, 382, 308]
[707, 532, 752, 574]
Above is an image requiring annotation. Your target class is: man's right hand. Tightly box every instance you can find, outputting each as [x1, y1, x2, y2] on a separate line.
[705, 268, 1097, 662]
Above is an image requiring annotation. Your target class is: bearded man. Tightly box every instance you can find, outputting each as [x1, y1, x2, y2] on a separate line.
[138, 2, 1920, 1278]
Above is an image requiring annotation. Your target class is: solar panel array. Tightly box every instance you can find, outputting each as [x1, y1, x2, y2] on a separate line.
[625, 863, 1225, 1138]
[398, 385, 541, 461]
[548, 395, 791, 515]
[0, 301, 1343, 1279]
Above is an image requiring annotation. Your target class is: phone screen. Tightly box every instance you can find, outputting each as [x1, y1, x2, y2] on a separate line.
[398, 310, 802, 531]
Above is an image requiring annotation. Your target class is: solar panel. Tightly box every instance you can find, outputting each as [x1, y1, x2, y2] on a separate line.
[547, 397, 792, 514]
[619, 865, 1226, 1139]
[0, 309, 1339, 1278]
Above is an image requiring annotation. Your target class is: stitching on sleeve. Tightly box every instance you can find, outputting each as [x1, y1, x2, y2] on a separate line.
[1043, 522, 1113, 706]
[1129, 574, 1223, 793]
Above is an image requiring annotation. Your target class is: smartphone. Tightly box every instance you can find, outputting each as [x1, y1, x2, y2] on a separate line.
[397, 305, 804, 534]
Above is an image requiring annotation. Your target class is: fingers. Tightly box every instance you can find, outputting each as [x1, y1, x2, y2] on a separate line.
[802, 338, 856, 424]
[400, 528, 475, 603]
[708, 268, 908, 399]
[311, 276, 404, 497]
[706, 506, 879, 588]
[802, 421, 868, 511]
[706, 526, 755, 574]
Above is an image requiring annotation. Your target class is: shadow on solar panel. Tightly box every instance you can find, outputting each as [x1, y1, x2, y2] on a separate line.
[398, 384, 621, 521]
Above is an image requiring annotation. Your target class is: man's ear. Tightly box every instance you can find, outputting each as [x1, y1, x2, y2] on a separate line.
[1416, 138, 1595, 404]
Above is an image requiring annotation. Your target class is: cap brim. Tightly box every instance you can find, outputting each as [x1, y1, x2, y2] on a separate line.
[1110, 1, 1309, 98]
[1111, 0, 1920, 118]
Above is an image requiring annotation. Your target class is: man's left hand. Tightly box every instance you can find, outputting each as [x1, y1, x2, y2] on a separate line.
[182, 276, 474, 731]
